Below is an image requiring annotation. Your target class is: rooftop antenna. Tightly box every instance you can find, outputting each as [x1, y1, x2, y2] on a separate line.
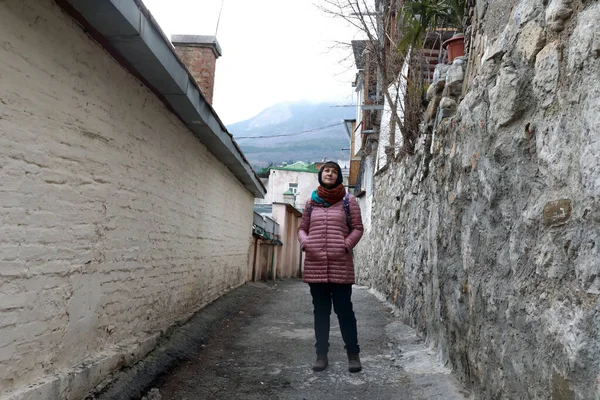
[215, 0, 225, 37]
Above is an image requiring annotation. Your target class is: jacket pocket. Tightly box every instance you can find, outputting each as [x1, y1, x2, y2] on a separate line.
[303, 237, 311, 252]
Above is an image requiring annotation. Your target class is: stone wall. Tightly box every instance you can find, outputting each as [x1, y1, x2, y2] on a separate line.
[0, 1, 254, 397]
[355, 0, 600, 398]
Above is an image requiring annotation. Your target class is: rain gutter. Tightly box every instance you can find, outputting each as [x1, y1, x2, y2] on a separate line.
[55, 0, 266, 198]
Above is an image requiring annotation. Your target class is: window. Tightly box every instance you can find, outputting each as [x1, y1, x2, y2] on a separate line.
[288, 183, 298, 195]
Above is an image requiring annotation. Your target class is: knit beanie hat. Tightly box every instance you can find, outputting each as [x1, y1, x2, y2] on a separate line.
[318, 161, 344, 187]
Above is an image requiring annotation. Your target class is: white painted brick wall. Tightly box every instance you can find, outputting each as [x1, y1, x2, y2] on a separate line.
[0, 0, 254, 394]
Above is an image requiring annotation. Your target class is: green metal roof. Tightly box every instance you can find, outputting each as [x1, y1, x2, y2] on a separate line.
[282, 189, 295, 195]
[271, 161, 319, 173]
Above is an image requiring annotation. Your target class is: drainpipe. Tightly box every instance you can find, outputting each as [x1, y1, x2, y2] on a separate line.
[252, 237, 258, 282]
[271, 248, 275, 281]
[297, 218, 303, 279]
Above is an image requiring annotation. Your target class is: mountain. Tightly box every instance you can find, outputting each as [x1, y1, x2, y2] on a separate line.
[227, 101, 354, 169]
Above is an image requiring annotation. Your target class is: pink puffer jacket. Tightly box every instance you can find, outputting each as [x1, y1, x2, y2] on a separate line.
[297, 194, 364, 284]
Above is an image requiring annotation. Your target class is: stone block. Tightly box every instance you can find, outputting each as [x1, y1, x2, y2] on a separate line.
[593, 32, 600, 59]
[483, 0, 516, 41]
[440, 97, 458, 110]
[551, 372, 576, 400]
[543, 199, 572, 227]
[516, 22, 546, 63]
[482, 0, 542, 64]
[513, 0, 546, 27]
[545, 0, 573, 32]
[567, 3, 600, 72]
[488, 63, 528, 127]
[580, 82, 600, 197]
[426, 81, 438, 101]
[477, 0, 488, 20]
[444, 63, 465, 98]
[453, 56, 468, 66]
[439, 97, 458, 118]
[533, 42, 559, 108]
[425, 95, 442, 123]
[433, 63, 450, 86]
[586, 277, 600, 295]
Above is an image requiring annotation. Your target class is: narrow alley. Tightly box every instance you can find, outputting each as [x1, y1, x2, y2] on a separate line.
[95, 280, 469, 400]
[3, 1, 598, 398]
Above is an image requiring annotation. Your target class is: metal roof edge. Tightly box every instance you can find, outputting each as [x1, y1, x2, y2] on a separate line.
[272, 202, 303, 217]
[270, 167, 319, 174]
[58, 0, 266, 198]
[343, 119, 355, 140]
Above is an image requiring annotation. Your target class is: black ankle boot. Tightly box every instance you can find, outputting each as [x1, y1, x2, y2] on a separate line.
[312, 354, 328, 371]
[348, 353, 362, 373]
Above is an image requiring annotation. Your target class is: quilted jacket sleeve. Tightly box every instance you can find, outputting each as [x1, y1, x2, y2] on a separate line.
[297, 198, 312, 250]
[344, 195, 364, 250]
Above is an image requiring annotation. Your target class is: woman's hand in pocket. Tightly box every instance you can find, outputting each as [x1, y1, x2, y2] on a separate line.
[302, 237, 310, 252]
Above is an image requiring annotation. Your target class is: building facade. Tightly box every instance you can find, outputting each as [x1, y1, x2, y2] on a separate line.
[255, 162, 320, 210]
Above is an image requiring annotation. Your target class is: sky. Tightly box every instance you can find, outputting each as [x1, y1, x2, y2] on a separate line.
[142, 0, 363, 125]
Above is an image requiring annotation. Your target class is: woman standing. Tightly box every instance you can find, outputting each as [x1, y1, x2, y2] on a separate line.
[297, 161, 364, 373]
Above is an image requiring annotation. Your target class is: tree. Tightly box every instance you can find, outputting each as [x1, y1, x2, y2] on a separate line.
[319, 0, 420, 155]
[318, 0, 466, 157]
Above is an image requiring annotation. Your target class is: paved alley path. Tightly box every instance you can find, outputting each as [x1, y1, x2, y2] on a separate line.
[94, 280, 469, 399]
[129, 280, 470, 400]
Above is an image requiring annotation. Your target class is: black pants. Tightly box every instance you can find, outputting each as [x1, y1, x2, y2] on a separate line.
[309, 283, 359, 355]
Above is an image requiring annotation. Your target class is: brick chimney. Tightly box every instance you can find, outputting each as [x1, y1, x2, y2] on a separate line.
[171, 35, 222, 105]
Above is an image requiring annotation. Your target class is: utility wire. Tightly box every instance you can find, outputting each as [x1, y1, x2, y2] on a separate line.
[234, 123, 344, 139]
[215, 0, 225, 37]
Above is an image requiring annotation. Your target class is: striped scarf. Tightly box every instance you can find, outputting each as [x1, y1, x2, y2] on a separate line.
[311, 184, 346, 207]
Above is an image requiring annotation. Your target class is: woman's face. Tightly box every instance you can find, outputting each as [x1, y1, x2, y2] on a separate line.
[322, 166, 338, 187]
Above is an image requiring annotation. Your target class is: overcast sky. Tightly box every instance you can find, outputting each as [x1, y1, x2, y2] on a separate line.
[142, 0, 362, 125]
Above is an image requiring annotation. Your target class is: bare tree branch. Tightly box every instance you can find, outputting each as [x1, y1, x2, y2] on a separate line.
[318, 0, 426, 155]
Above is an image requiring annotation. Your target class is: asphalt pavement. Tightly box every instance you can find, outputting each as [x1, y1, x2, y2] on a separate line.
[93, 280, 471, 400]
